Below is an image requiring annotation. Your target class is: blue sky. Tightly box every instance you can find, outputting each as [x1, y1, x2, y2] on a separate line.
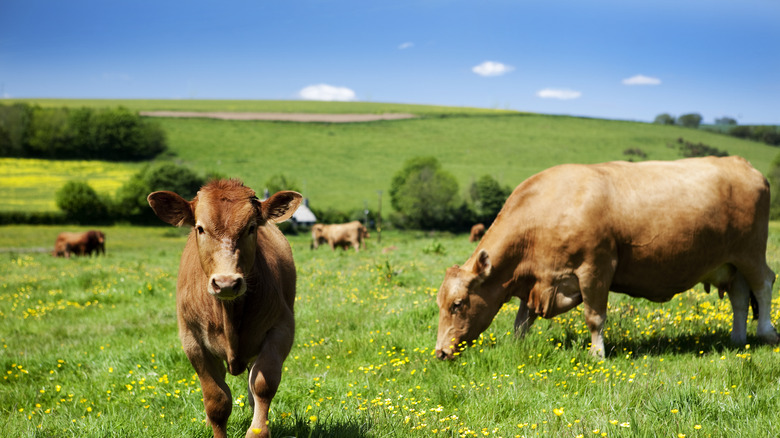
[1, 0, 778, 124]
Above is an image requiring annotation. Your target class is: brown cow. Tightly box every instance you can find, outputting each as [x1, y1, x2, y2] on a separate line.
[52, 230, 106, 257]
[469, 223, 485, 242]
[435, 157, 779, 360]
[310, 220, 369, 252]
[147, 179, 301, 438]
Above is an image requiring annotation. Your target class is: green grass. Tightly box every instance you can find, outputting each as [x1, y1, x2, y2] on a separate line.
[2, 225, 780, 437]
[4, 100, 779, 214]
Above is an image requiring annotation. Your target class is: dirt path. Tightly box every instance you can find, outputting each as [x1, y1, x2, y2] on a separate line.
[140, 111, 417, 123]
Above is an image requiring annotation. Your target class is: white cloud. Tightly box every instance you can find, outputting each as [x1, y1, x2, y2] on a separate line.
[472, 61, 514, 77]
[298, 84, 356, 101]
[398, 42, 414, 50]
[536, 88, 582, 100]
[622, 74, 661, 85]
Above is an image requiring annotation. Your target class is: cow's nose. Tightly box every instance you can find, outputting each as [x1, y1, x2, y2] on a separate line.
[210, 274, 244, 298]
[435, 348, 453, 361]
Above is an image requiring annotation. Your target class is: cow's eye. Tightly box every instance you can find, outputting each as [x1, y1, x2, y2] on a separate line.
[451, 299, 464, 313]
[196, 225, 205, 235]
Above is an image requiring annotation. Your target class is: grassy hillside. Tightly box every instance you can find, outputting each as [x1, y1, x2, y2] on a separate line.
[4, 100, 779, 214]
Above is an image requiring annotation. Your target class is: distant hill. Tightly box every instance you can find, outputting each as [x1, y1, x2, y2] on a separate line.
[7, 99, 779, 215]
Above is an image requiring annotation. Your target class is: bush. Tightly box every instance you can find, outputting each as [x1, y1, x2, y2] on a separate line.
[389, 156, 461, 230]
[653, 113, 676, 125]
[55, 180, 110, 224]
[468, 175, 511, 226]
[677, 113, 703, 128]
[671, 138, 728, 158]
[114, 162, 206, 223]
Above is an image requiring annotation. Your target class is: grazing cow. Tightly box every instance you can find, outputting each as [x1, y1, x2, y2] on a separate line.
[469, 223, 485, 243]
[52, 230, 106, 257]
[147, 179, 301, 438]
[310, 221, 369, 252]
[435, 157, 779, 360]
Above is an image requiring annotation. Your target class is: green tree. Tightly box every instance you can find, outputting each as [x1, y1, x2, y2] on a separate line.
[55, 180, 109, 223]
[469, 175, 512, 226]
[113, 162, 205, 222]
[653, 113, 676, 125]
[389, 156, 460, 230]
[677, 113, 703, 128]
[714, 116, 737, 126]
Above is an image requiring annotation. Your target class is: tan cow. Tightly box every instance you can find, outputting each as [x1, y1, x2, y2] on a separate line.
[310, 220, 369, 252]
[147, 179, 301, 438]
[53, 230, 106, 257]
[435, 157, 779, 360]
[469, 223, 485, 242]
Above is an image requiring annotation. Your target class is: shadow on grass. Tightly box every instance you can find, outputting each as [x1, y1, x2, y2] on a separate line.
[237, 413, 372, 438]
[550, 327, 768, 359]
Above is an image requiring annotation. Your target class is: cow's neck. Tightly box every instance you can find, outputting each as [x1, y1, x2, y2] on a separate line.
[473, 237, 530, 303]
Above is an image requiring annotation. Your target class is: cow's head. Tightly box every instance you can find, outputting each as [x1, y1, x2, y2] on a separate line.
[148, 179, 301, 300]
[435, 249, 498, 360]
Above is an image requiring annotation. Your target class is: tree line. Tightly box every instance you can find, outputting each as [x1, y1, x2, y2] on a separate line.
[654, 112, 780, 146]
[0, 103, 168, 160]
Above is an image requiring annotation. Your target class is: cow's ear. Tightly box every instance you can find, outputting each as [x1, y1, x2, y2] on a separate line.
[473, 249, 492, 279]
[260, 191, 302, 224]
[147, 191, 195, 227]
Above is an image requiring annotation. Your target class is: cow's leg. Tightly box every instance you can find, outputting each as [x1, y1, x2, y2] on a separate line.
[740, 266, 779, 344]
[185, 342, 232, 438]
[577, 265, 612, 358]
[727, 273, 752, 346]
[514, 300, 538, 338]
[246, 324, 294, 438]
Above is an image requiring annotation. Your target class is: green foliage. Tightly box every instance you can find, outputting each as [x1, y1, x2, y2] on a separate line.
[654, 113, 676, 125]
[264, 173, 302, 195]
[672, 138, 728, 158]
[677, 113, 703, 128]
[715, 116, 738, 126]
[0, 103, 168, 160]
[0, 103, 33, 156]
[113, 162, 205, 222]
[768, 153, 780, 220]
[390, 156, 461, 230]
[468, 175, 512, 226]
[55, 180, 109, 223]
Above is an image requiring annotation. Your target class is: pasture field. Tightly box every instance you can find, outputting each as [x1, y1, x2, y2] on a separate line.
[3, 224, 780, 437]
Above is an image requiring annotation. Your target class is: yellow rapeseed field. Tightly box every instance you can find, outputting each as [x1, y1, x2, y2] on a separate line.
[0, 158, 139, 212]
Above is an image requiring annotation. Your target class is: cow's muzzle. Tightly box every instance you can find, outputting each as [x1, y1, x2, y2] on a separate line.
[435, 347, 455, 361]
[209, 274, 245, 300]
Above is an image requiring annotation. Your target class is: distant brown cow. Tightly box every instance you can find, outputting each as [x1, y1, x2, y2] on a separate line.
[310, 221, 369, 252]
[147, 179, 301, 438]
[435, 157, 779, 360]
[53, 230, 106, 257]
[469, 223, 485, 242]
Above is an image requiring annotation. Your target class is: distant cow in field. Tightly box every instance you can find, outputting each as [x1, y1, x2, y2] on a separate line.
[469, 223, 485, 242]
[310, 221, 369, 252]
[147, 179, 301, 438]
[53, 230, 106, 257]
[435, 157, 779, 360]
